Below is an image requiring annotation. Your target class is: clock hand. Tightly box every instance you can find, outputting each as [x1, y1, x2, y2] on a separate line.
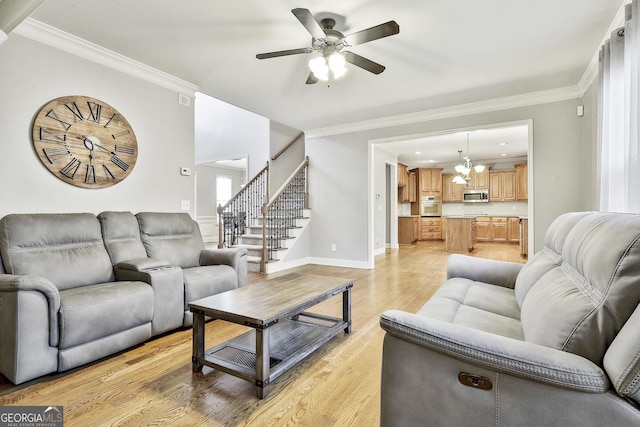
[92, 141, 116, 155]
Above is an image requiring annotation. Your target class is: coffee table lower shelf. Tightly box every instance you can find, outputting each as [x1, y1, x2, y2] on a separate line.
[199, 312, 347, 395]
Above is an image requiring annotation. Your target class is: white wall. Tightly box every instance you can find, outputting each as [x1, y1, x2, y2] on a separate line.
[194, 92, 269, 179]
[306, 97, 591, 267]
[306, 133, 371, 268]
[0, 35, 194, 217]
[269, 120, 305, 194]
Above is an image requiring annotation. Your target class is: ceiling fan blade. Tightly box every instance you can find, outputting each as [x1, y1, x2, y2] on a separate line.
[306, 73, 319, 85]
[292, 8, 326, 40]
[343, 51, 386, 74]
[256, 47, 312, 59]
[345, 21, 399, 46]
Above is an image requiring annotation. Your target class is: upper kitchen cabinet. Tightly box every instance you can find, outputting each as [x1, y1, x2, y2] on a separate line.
[442, 173, 463, 202]
[398, 163, 408, 188]
[515, 162, 528, 201]
[465, 168, 490, 190]
[398, 163, 418, 203]
[419, 168, 443, 196]
[407, 170, 417, 202]
[489, 170, 516, 201]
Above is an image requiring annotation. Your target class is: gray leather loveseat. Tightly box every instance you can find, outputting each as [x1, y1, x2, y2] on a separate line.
[380, 212, 640, 426]
[0, 211, 247, 385]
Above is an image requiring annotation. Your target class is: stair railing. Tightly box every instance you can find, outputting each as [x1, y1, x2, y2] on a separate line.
[271, 131, 304, 161]
[260, 157, 309, 272]
[217, 162, 269, 248]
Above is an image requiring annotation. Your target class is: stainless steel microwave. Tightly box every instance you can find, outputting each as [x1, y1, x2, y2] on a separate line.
[463, 189, 489, 203]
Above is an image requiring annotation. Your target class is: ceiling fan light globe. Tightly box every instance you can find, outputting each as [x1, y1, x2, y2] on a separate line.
[309, 57, 329, 80]
[454, 164, 465, 174]
[452, 175, 466, 184]
[474, 164, 486, 173]
[328, 53, 348, 78]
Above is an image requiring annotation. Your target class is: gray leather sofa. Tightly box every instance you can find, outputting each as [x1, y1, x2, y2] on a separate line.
[380, 212, 640, 426]
[0, 211, 247, 385]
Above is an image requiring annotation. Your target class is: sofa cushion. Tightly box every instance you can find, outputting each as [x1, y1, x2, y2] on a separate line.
[514, 211, 593, 306]
[137, 212, 204, 268]
[59, 281, 153, 349]
[416, 278, 523, 340]
[604, 303, 640, 405]
[183, 265, 237, 308]
[0, 214, 114, 290]
[521, 212, 640, 365]
[98, 211, 148, 265]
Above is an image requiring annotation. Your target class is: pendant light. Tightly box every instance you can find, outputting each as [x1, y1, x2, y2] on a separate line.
[452, 133, 485, 184]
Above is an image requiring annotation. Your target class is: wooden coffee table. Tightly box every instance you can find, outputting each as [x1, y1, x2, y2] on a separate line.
[189, 273, 353, 398]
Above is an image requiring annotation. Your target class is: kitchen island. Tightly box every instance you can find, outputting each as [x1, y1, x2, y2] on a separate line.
[445, 216, 477, 253]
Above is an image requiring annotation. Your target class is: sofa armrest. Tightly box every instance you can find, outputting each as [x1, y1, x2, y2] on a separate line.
[200, 247, 248, 287]
[0, 274, 60, 347]
[114, 257, 171, 273]
[446, 254, 523, 289]
[113, 263, 184, 335]
[380, 309, 608, 392]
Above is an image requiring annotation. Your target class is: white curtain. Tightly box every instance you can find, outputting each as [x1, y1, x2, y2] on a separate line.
[598, 0, 640, 213]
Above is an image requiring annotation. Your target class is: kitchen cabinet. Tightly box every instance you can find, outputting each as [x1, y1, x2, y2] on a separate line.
[398, 216, 420, 244]
[420, 217, 442, 240]
[398, 163, 411, 202]
[419, 168, 443, 196]
[407, 171, 417, 202]
[441, 217, 447, 240]
[465, 168, 490, 190]
[398, 166, 417, 203]
[476, 216, 520, 242]
[398, 163, 408, 187]
[515, 162, 528, 201]
[445, 217, 477, 252]
[442, 173, 463, 202]
[489, 170, 516, 201]
[475, 217, 492, 241]
[492, 217, 508, 241]
[507, 217, 520, 242]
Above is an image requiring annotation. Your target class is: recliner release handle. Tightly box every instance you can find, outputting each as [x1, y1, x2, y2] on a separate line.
[458, 372, 493, 390]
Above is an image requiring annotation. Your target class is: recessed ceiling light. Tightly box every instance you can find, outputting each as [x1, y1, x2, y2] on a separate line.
[414, 151, 422, 155]
[500, 153, 508, 157]
[498, 142, 508, 146]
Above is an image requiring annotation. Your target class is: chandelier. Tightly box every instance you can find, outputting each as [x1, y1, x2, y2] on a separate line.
[452, 133, 485, 184]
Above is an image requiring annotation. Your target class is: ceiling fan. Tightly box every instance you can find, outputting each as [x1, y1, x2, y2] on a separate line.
[256, 8, 399, 84]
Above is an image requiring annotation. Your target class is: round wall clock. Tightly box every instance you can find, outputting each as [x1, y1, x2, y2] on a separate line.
[32, 95, 138, 189]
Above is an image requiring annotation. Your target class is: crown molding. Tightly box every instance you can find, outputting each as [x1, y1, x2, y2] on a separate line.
[13, 18, 199, 96]
[305, 86, 581, 138]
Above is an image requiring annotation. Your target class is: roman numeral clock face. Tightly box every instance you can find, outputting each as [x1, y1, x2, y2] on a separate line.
[32, 95, 138, 188]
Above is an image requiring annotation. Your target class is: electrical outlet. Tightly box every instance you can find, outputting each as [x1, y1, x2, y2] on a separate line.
[181, 200, 190, 211]
[331, 243, 337, 252]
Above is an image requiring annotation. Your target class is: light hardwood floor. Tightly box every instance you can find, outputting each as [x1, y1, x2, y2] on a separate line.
[0, 241, 525, 426]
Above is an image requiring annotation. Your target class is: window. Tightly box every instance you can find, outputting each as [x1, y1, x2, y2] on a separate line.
[216, 174, 233, 207]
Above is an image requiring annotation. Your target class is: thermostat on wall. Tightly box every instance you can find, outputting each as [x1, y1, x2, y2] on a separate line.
[180, 167, 192, 176]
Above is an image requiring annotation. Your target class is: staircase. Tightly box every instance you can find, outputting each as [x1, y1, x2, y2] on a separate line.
[217, 157, 309, 274]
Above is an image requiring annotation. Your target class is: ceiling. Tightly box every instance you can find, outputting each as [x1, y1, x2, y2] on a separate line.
[386, 124, 528, 169]
[23, 1, 623, 163]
